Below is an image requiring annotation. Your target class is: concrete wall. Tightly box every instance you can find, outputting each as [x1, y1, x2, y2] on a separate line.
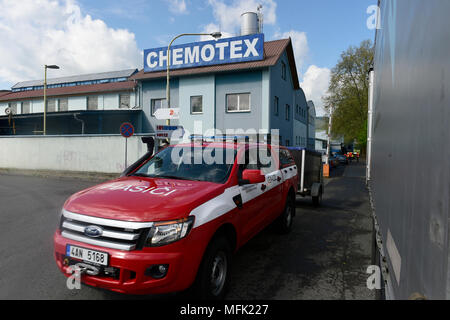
[0, 135, 149, 173]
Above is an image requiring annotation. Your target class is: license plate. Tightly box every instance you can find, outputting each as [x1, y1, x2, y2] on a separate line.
[66, 245, 109, 266]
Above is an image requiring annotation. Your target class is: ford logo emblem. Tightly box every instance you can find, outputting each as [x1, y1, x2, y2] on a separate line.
[84, 225, 103, 238]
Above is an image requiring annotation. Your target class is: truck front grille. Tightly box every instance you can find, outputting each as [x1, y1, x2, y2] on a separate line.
[60, 210, 153, 251]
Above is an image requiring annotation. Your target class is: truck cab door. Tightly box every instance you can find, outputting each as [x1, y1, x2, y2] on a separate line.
[237, 146, 283, 242]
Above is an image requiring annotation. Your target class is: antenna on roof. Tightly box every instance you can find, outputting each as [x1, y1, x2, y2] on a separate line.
[257, 4, 264, 34]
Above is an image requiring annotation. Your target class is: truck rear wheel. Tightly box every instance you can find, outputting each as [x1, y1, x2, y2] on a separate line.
[312, 189, 322, 207]
[276, 194, 295, 234]
[193, 236, 232, 300]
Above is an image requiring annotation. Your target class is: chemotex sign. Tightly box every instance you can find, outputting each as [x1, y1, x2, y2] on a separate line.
[144, 33, 264, 73]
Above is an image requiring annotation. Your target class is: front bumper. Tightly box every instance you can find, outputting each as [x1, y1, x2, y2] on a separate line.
[54, 230, 200, 295]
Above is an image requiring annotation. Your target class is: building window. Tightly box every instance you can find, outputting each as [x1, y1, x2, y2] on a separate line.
[281, 61, 287, 80]
[8, 102, 17, 114]
[151, 98, 166, 116]
[59, 98, 68, 112]
[190, 96, 203, 114]
[285, 104, 290, 121]
[322, 141, 327, 149]
[22, 101, 30, 114]
[226, 93, 250, 112]
[285, 139, 290, 146]
[274, 96, 279, 116]
[119, 93, 130, 109]
[47, 99, 56, 112]
[87, 96, 98, 110]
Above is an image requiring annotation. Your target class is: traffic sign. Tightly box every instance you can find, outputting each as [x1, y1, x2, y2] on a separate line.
[154, 108, 180, 120]
[120, 122, 135, 138]
[156, 125, 184, 140]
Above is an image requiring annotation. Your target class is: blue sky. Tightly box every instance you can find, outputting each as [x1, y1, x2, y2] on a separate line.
[77, 0, 376, 71]
[0, 0, 376, 114]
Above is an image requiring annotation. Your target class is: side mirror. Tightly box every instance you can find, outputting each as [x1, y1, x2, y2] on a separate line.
[241, 169, 266, 185]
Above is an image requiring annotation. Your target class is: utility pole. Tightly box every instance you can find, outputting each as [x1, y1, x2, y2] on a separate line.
[43, 64, 60, 135]
[326, 106, 334, 165]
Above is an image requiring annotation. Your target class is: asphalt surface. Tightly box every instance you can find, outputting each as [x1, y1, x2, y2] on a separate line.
[0, 162, 374, 300]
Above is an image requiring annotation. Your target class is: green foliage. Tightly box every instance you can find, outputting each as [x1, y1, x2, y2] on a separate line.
[324, 40, 374, 150]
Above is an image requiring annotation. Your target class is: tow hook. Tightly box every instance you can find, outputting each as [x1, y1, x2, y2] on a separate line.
[71, 263, 100, 276]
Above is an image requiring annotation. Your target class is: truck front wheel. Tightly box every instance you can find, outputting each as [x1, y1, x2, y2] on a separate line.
[194, 236, 232, 300]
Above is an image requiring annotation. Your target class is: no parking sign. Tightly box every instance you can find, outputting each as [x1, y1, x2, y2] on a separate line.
[120, 122, 135, 138]
[120, 122, 135, 169]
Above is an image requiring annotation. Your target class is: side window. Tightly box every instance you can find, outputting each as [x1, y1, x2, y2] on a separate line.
[258, 149, 276, 175]
[240, 148, 277, 176]
[279, 149, 294, 168]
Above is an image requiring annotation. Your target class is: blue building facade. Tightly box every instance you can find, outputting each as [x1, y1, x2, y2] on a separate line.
[132, 36, 316, 147]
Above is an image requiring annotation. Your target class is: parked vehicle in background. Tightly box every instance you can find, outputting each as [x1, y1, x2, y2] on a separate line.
[333, 152, 349, 165]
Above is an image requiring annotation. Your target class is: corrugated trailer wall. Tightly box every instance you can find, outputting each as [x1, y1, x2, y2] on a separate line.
[371, 0, 450, 299]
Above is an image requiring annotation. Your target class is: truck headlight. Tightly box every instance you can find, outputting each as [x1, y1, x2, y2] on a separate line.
[146, 217, 195, 247]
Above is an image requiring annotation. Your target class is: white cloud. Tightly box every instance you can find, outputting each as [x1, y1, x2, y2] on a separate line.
[274, 30, 309, 74]
[205, 0, 277, 36]
[300, 65, 331, 116]
[166, 0, 188, 15]
[199, 23, 234, 41]
[0, 0, 142, 86]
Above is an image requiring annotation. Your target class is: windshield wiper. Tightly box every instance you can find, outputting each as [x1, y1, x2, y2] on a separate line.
[153, 175, 192, 181]
[131, 173, 203, 182]
[131, 173, 151, 177]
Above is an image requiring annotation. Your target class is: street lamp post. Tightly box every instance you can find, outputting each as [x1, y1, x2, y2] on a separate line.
[165, 32, 222, 126]
[43, 64, 60, 135]
[326, 106, 334, 165]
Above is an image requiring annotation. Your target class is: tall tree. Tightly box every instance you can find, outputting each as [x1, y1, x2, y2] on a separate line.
[324, 40, 374, 153]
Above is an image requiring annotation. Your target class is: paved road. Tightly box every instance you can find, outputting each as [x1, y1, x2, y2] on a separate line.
[0, 162, 374, 300]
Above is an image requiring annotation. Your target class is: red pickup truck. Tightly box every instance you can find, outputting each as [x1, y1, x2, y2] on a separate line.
[54, 141, 298, 299]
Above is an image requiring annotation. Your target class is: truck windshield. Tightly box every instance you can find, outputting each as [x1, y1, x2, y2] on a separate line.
[132, 146, 236, 184]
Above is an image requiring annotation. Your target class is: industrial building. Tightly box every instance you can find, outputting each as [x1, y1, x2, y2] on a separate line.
[0, 12, 316, 148]
[0, 69, 140, 135]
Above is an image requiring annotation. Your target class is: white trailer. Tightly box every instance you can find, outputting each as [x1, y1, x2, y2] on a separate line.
[368, 0, 450, 300]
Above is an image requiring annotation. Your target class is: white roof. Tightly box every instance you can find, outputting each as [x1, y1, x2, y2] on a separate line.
[12, 69, 137, 89]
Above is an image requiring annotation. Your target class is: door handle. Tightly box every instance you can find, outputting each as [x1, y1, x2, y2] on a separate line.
[261, 184, 267, 191]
